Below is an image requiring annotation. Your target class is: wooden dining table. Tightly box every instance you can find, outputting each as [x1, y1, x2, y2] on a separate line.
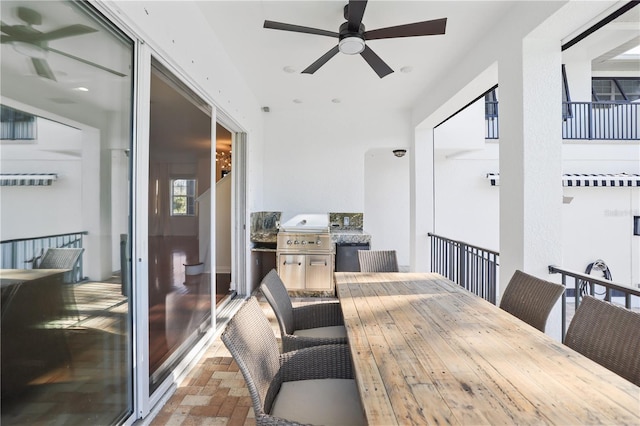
[335, 272, 640, 425]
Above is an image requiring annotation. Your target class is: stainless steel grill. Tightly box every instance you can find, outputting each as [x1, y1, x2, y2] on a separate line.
[276, 214, 334, 292]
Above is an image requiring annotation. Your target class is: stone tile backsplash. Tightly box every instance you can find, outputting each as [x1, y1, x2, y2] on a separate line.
[250, 211, 281, 243]
[329, 212, 363, 230]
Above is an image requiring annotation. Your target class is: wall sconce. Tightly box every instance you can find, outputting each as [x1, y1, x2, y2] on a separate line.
[634, 216, 640, 236]
[393, 149, 407, 158]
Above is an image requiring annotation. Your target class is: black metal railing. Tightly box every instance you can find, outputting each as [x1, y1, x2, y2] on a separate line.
[562, 101, 639, 140]
[485, 101, 499, 139]
[428, 233, 499, 303]
[1, 231, 88, 281]
[548, 265, 640, 341]
[484, 101, 639, 140]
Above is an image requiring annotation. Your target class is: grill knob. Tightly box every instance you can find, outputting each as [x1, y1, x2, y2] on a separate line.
[302, 240, 307, 245]
[286, 240, 292, 245]
[294, 240, 299, 245]
[316, 239, 321, 245]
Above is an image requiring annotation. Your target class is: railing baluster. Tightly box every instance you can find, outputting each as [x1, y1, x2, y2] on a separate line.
[549, 265, 640, 339]
[428, 233, 499, 303]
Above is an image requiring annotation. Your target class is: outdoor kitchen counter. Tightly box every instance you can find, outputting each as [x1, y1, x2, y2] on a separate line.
[330, 229, 371, 245]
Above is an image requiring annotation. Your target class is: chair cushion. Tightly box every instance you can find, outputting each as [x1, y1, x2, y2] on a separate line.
[293, 325, 347, 339]
[271, 378, 366, 425]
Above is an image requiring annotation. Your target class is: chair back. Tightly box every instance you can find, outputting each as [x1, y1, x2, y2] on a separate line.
[499, 270, 564, 332]
[221, 297, 281, 417]
[37, 248, 84, 283]
[358, 250, 399, 272]
[260, 269, 294, 335]
[564, 295, 640, 386]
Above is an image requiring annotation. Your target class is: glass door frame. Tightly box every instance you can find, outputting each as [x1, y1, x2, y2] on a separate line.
[92, 3, 249, 422]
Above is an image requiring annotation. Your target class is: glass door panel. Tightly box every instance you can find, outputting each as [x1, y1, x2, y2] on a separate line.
[148, 62, 212, 392]
[0, 1, 134, 424]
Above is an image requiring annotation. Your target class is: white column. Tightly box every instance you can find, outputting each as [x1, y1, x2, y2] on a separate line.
[563, 54, 592, 102]
[410, 127, 434, 272]
[498, 36, 564, 339]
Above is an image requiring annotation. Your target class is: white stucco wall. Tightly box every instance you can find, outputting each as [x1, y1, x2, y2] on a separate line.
[364, 148, 410, 266]
[0, 117, 83, 241]
[261, 106, 412, 258]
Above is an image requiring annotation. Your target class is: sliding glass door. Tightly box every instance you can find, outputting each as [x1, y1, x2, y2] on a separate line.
[0, 1, 134, 424]
[147, 61, 213, 393]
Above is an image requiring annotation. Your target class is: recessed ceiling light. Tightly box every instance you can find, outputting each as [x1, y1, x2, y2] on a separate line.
[400, 66, 413, 73]
[73, 87, 89, 92]
[283, 66, 296, 73]
[293, 99, 303, 104]
[331, 98, 341, 103]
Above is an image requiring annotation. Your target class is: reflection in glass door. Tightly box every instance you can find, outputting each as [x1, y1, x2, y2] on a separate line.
[148, 62, 213, 392]
[0, 1, 134, 424]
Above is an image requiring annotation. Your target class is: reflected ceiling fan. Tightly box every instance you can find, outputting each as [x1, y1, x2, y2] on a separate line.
[264, 0, 447, 78]
[1, 6, 126, 81]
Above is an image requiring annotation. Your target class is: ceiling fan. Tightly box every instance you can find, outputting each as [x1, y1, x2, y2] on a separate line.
[1, 6, 126, 81]
[264, 0, 447, 78]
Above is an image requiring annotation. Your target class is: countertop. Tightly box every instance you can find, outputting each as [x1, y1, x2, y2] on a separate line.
[330, 229, 371, 244]
[250, 229, 371, 248]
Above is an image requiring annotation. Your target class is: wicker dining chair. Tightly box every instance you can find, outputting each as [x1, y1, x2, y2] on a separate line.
[221, 297, 366, 426]
[260, 269, 347, 352]
[499, 270, 565, 332]
[564, 295, 640, 387]
[357, 250, 399, 272]
[35, 247, 85, 320]
[35, 247, 85, 283]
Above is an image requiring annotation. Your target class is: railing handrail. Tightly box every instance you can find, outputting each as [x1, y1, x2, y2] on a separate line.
[1, 231, 88, 244]
[564, 100, 638, 105]
[485, 100, 638, 140]
[549, 265, 640, 297]
[548, 264, 639, 342]
[427, 232, 500, 257]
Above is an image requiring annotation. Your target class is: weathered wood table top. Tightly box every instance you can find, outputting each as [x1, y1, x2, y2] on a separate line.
[335, 272, 640, 425]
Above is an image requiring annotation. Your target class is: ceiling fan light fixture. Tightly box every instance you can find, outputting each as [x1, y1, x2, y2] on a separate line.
[11, 41, 47, 59]
[339, 36, 365, 55]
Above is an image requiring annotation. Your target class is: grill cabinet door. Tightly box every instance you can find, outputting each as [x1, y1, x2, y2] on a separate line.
[305, 254, 333, 290]
[278, 254, 306, 289]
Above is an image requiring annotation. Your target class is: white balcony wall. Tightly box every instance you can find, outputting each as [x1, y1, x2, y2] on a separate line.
[0, 117, 83, 241]
[434, 139, 640, 294]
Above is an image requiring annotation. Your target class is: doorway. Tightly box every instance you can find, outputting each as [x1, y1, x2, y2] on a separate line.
[148, 61, 213, 392]
[215, 123, 233, 305]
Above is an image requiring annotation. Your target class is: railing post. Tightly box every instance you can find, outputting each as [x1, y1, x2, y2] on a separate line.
[459, 241, 466, 290]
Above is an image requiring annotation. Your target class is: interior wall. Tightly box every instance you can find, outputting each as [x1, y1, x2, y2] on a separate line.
[262, 107, 411, 225]
[215, 174, 232, 274]
[364, 148, 410, 267]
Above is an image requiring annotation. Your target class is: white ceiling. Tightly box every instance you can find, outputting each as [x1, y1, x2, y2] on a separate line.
[197, 1, 519, 111]
[197, 1, 639, 112]
[1, 1, 638, 146]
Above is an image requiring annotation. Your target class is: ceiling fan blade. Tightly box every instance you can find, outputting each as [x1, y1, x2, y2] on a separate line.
[1, 21, 27, 38]
[46, 47, 127, 77]
[1, 34, 16, 44]
[347, 0, 368, 32]
[364, 17, 447, 40]
[360, 45, 393, 78]
[31, 57, 56, 81]
[26, 24, 98, 43]
[264, 21, 338, 38]
[302, 45, 340, 74]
